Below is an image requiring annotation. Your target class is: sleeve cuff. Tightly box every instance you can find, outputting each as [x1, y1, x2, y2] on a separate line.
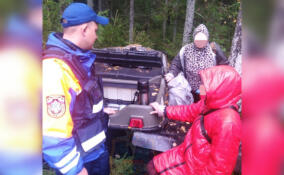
[164, 106, 168, 119]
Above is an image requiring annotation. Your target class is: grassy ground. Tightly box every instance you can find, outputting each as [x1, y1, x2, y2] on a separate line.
[43, 161, 56, 175]
[43, 153, 150, 175]
[42, 130, 241, 175]
[43, 130, 154, 175]
[43, 150, 241, 175]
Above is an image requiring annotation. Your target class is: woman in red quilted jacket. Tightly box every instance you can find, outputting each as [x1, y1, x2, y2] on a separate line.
[148, 65, 241, 175]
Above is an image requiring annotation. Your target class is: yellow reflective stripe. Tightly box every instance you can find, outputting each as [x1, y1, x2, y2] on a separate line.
[92, 100, 103, 114]
[81, 131, 106, 152]
[59, 152, 80, 174]
[54, 146, 77, 168]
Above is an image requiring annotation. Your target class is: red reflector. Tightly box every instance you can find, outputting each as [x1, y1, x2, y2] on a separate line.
[129, 117, 144, 128]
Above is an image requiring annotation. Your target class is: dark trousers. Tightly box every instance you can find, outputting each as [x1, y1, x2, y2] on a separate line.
[55, 151, 110, 175]
[84, 151, 110, 175]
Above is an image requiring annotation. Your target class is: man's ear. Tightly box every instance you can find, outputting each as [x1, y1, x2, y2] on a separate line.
[81, 23, 88, 37]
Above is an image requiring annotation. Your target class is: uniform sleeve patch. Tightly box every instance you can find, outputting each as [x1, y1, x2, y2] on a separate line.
[46, 95, 66, 118]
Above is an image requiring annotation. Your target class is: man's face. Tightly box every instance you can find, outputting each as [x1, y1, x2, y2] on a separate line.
[84, 22, 98, 49]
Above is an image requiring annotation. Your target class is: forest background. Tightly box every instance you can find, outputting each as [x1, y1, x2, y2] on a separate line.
[43, 0, 240, 61]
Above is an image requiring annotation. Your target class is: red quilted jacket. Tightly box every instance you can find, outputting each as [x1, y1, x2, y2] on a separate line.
[153, 65, 241, 175]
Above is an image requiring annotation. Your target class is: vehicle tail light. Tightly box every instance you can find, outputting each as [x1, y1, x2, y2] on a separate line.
[129, 117, 144, 128]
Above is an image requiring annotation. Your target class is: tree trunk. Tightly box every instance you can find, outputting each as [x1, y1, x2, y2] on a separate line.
[98, 0, 102, 11]
[173, 17, 177, 42]
[229, 9, 242, 74]
[87, 0, 94, 9]
[182, 0, 196, 46]
[129, 0, 134, 43]
[108, 0, 113, 19]
[163, 0, 168, 41]
[172, 0, 179, 43]
[267, 0, 284, 64]
[145, 0, 152, 32]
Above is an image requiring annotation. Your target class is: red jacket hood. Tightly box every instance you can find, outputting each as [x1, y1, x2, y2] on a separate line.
[200, 65, 241, 109]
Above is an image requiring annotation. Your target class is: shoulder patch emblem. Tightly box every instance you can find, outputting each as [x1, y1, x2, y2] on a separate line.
[46, 95, 66, 118]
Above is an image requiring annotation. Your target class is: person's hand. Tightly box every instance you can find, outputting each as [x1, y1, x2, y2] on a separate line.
[147, 160, 158, 175]
[165, 73, 174, 82]
[210, 42, 217, 53]
[104, 108, 117, 115]
[149, 102, 165, 117]
[77, 167, 88, 175]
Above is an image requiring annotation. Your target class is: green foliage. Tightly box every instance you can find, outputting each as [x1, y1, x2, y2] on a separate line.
[43, 0, 240, 61]
[43, 161, 56, 175]
[43, 169, 56, 175]
[133, 30, 154, 48]
[110, 155, 135, 175]
[43, 0, 73, 44]
[194, 0, 240, 55]
[94, 10, 128, 48]
[43, 155, 135, 175]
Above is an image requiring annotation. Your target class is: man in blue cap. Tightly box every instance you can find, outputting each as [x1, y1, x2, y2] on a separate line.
[42, 3, 114, 175]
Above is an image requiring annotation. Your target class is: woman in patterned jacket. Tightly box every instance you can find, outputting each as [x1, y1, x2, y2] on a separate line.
[165, 24, 228, 102]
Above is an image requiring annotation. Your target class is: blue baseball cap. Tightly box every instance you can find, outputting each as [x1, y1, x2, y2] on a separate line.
[61, 3, 109, 28]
